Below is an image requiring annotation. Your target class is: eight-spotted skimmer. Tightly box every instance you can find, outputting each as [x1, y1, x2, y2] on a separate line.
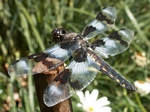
[8, 7, 136, 107]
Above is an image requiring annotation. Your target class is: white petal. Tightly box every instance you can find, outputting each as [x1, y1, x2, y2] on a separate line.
[76, 91, 85, 104]
[82, 90, 91, 109]
[88, 89, 99, 103]
[134, 80, 150, 96]
[95, 107, 112, 112]
[77, 103, 82, 107]
[84, 90, 90, 102]
[95, 97, 110, 107]
[76, 90, 112, 112]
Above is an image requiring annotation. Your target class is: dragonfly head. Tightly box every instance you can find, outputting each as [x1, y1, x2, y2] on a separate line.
[52, 28, 67, 43]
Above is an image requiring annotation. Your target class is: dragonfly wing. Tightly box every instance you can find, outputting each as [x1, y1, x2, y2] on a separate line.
[43, 69, 74, 107]
[43, 48, 99, 107]
[8, 40, 79, 76]
[91, 29, 134, 58]
[82, 7, 117, 39]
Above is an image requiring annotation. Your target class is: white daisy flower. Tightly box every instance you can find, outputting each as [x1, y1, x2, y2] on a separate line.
[134, 80, 150, 96]
[146, 77, 150, 83]
[132, 52, 150, 67]
[76, 89, 111, 112]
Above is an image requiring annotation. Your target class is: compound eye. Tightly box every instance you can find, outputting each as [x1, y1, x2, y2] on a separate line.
[60, 28, 66, 35]
[52, 28, 67, 43]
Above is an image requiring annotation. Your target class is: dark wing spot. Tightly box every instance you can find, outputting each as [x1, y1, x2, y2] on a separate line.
[60, 39, 78, 49]
[54, 69, 71, 85]
[74, 48, 87, 62]
[11, 60, 19, 65]
[109, 31, 128, 47]
[91, 39, 105, 49]
[69, 80, 83, 90]
[28, 52, 48, 62]
[82, 26, 96, 37]
[96, 12, 114, 24]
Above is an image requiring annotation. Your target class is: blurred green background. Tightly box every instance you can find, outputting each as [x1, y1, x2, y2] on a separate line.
[0, 0, 150, 112]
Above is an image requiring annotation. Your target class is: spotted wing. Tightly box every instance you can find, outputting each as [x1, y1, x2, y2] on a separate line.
[86, 48, 136, 91]
[82, 7, 117, 39]
[91, 29, 134, 58]
[43, 48, 99, 107]
[8, 40, 79, 76]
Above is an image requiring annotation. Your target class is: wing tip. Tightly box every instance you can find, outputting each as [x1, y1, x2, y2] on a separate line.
[102, 6, 117, 22]
[43, 94, 57, 107]
[119, 29, 135, 42]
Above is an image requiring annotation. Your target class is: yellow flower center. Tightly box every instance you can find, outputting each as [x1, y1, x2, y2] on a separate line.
[88, 107, 94, 112]
[138, 80, 145, 84]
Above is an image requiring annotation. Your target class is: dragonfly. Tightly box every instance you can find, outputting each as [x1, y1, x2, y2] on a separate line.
[8, 7, 136, 107]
